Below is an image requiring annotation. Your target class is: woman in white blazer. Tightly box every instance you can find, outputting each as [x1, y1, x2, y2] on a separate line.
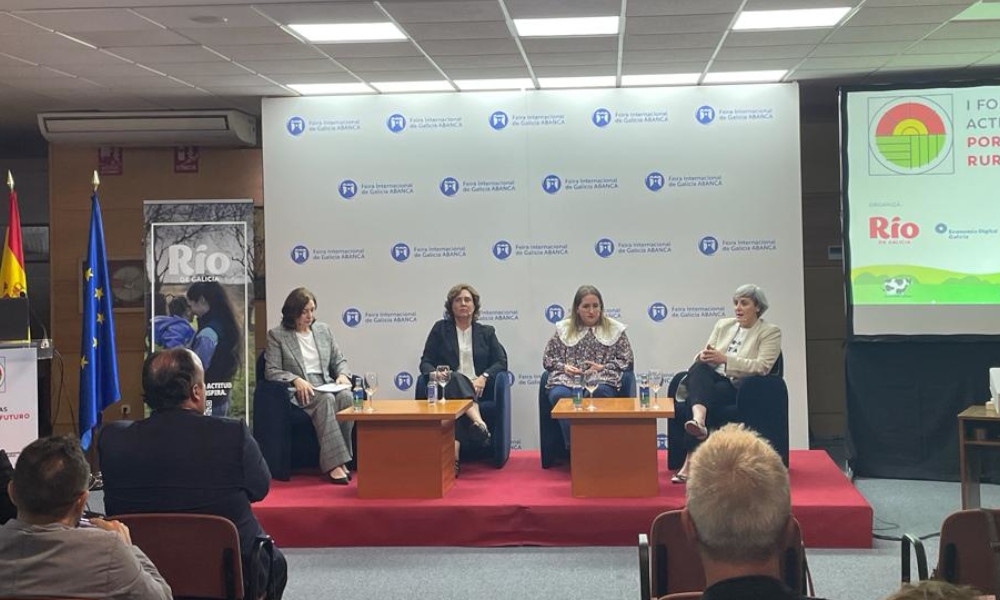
[672, 284, 782, 483]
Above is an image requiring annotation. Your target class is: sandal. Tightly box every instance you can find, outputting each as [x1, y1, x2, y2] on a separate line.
[685, 419, 708, 440]
[671, 473, 688, 484]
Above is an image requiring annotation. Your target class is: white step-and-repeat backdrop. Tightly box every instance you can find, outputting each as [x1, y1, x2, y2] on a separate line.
[262, 84, 807, 450]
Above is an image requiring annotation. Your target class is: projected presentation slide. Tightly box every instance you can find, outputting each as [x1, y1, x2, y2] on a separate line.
[842, 82, 1000, 336]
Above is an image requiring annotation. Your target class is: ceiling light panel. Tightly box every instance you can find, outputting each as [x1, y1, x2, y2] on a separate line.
[514, 16, 620, 37]
[454, 78, 534, 91]
[537, 75, 616, 88]
[733, 8, 852, 30]
[621, 73, 700, 86]
[288, 22, 407, 43]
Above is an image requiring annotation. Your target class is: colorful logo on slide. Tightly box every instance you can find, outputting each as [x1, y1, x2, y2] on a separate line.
[0, 357, 6, 392]
[870, 97, 952, 175]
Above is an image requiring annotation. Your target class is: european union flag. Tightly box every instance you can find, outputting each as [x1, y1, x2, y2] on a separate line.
[79, 191, 120, 450]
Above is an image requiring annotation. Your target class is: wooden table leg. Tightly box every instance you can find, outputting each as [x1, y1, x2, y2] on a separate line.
[960, 419, 981, 510]
[357, 419, 455, 499]
[570, 419, 659, 497]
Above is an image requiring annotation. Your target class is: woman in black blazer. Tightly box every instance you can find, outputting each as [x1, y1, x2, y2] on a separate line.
[420, 283, 508, 472]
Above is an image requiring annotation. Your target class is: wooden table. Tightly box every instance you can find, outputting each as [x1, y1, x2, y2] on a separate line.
[552, 397, 674, 498]
[337, 399, 471, 499]
[958, 404, 1000, 509]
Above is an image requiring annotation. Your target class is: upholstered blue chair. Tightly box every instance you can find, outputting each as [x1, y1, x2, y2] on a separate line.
[666, 353, 788, 469]
[251, 352, 320, 481]
[538, 369, 636, 468]
[414, 370, 513, 468]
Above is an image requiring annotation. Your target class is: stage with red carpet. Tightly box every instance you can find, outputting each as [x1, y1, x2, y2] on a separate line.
[253, 450, 872, 549]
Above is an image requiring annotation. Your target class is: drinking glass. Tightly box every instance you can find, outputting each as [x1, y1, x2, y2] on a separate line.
[363, 372, 378, 413]
[584, 372, 599, 412]
[572, 374, 583, 411]
[435, 365, 452, 402]
[649, 369, 663, 409]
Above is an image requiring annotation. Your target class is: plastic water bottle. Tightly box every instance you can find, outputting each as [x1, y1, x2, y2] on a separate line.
[204, 398, 213, 416]
[572, 374, 583, 411]
[639, 383, 651, 410]
[427, 377, 438, 406]
[352, 377, 364, 412]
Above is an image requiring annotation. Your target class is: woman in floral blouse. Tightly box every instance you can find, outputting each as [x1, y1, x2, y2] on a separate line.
[543, 285, 635, 447]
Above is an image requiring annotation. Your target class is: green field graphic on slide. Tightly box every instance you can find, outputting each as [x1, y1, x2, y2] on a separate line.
[852, 265, 1000, 305]
[874, 134, 947, 169]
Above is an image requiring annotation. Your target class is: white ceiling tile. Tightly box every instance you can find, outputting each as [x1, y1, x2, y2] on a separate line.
[0, 14, 49, 34]
[6, 76, 104, 92]
[844, 5, 966, 27]
[866, 0, 976, 5]
[746, 0, 861, 7]
[353, 68, 448, 81]
[199, 84, 290, 95]
[271, 72, 358, 84]
[725, 30, 831, 46]
[521, 37, 618, 53]
[621, 61, 707, 75]
[0, 65, 63, 78]
[108, 45, 224, 63]
[12, 8, 160, 32]
[825, 24, 938, 43]
[716, 44, 815, 60]
[210, 43, 321, 61]
[532, 65, 616, 77]
[174, 26, 292, 46]
[505, 0, 621, 19]
[132, 6, 273, 29]
[380, 1, 504, 24]
[709, 58, 802, 70]
[441, 66, 531, 79]
[59, 63, 170, 77]
[72, 29, 193, 47]
[788, 69, 866, 80]
[318, 42, 422, 59]
[338, 56, 434, 71]
[623, 48, 716, 63]
[907, 38, 1000, 54]
[811, 41, 912, 57]
[154, 61, 257, 76]
[627, 0, 741, 16]
[883, 52, 990, 67]
[972, 53, 1000, 66]
[421, 39, 519, 56]
[253, 2, 388, 25]
[799, 56, 892, 70]
[84, 74, 191, 88]
[239, 58, 347, 75]
[624, 33, 722, 50]
[180, 73, 271, 87]
[928, 22, 1000, 39]
[405, 21, 511, 40]
[628, 14, 733, 35]
[433, 54, 525, 69]
[529, 52, 617, 67]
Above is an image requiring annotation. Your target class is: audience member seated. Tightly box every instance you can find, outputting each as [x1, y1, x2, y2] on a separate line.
[100, 348, 287, 600]
[0, 435, 171, 600]
[884, 581, 982, 600]
[543, 284, 634, 447]
[684, 423, 816, 600]
[420, 283, 508, 475]
[266, 286, 355, 485]
[673, 283, 782, 483]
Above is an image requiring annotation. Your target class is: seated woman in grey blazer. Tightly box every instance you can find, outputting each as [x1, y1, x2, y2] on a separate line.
[265, 287, 355, 485]
[672, 284, 782, 484]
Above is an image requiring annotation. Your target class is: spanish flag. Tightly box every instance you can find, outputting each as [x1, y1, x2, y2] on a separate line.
[0, 172, 26, 298]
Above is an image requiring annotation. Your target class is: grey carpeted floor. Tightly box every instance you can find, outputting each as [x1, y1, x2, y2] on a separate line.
[89, 469, 1000, 600]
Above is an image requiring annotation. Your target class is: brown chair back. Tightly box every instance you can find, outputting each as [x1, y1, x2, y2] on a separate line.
[647, 510, 806, 597]
[934, 509, 1000, 595]
[661, 593, 702, 600]
[115, 513, 244, 600]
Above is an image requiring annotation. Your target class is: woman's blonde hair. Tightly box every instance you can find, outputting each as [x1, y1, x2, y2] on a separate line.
[567, 285, 610, 338]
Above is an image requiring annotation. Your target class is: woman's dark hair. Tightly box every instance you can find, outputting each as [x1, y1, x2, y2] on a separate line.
[11, 435, 90, 519]
[186, 281, 242, 380]
[444, 283, 481, 321]
[142, 348, 202, 410]
[167, 296, 191, 317]
[281, 287, 318, 329]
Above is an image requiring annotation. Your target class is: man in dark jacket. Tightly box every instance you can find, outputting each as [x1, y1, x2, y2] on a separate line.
[100, 348, 286, 599]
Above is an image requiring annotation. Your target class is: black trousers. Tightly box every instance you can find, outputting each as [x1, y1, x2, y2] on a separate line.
[683, 362, 738, 453]
[246, 543, 288, 600]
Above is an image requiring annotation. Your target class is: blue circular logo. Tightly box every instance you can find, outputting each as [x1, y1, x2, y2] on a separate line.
[492, 240, 512, 260]
[395, 372, 414, 391]
[391, 242, 411, 262]
[592, 108, 612, 127]
[648, 302, 669, 322]
[699, 236, 719, 256]
[490, 110, 509, 130]
[542, 174, 562, 194]
[386, 113, 407, 133]
[935, 223, 948, 234]
[286, 116, 306, 136]
[342, 307, 362, 327]
[595, 238, 615, 258]
[290, 245, 309, 264]
[338, 179, 358, 199]
[646, 172, 665, 192]
[696, 105, 716, 124]
[545, 304, 565, 324]
[440, 177, 460, 196]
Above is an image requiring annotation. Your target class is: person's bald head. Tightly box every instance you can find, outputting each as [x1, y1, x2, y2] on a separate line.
[142, 348, 205, 411]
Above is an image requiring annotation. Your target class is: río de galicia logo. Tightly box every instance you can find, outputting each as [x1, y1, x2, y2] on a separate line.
[490, 111, 509, 130]
[545, 304, 565, 324]
[342, 308, 362, 328]
[869, 96, 952, 175]
[290, 245, 309, 264]
[338, 179, 357, 199]
[286, 116, 306, 136]
[387, 113, 407, 133]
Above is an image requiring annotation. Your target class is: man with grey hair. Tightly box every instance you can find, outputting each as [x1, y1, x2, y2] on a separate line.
[683, 423, 811, 600]
[0, 435, 171, 600]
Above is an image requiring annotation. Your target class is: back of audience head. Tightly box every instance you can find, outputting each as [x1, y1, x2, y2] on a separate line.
[685, 423, 791, 564]
[884, 581, 982, 600]
[167, 296, 192, 319]
[10, 435, 90, 522]
[142, 348, 204, 411]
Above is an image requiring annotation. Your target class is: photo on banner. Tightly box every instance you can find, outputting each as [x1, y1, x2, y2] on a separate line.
[142, 200, 254, 423]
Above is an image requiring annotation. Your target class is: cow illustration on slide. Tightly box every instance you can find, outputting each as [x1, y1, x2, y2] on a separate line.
[883, 277, 912, 296]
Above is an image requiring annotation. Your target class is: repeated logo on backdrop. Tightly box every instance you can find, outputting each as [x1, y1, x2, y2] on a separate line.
[698, 234, 777, 255]
[291, 245, 310, 264]
[545, 304, 565, 323]
[395, 372, 414, 391]
[648, 302, 669, 322]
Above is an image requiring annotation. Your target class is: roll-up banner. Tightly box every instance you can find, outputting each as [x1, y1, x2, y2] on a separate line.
[0, 346, 38, 464]
[143, 200, 254, 423]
